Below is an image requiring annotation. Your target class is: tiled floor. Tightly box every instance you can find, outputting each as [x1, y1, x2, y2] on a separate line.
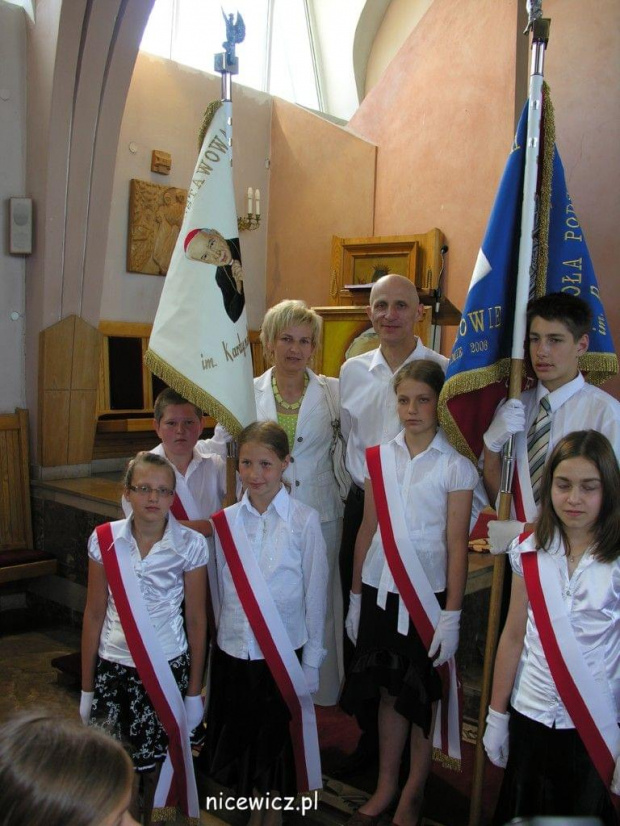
[0, 621, 81, 721]
[0, 613, 465, 825]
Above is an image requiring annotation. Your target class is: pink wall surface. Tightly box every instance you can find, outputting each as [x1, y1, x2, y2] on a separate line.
[348, 0, 522, 356]
[266, 98, 376, 308]
[347, 0, 619, 399]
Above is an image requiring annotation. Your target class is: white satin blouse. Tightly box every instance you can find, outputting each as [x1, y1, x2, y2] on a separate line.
[510, 536, 620, 728]
[362, 428, 478, 593]
[88, 515, 208, 666]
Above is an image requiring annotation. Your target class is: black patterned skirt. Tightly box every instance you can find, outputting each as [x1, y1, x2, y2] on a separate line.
[90, 652, 189, 772]
[197, 645, 298, 797]
[340, 585, 444, 738]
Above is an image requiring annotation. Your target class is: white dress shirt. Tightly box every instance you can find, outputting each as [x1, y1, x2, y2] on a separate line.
[339, 339, 449, 487]
[362, 429, 479, 593]
[522, 372, 620, 457]
[496, 373, 620, 521]
[122, 441, 226, 520]
[510, 537, 620, 729]
[214, 486, 328, 668]
[88, 515, 208, 666]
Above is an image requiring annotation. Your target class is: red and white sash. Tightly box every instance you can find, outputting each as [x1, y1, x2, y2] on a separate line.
[366, 445, 461, 767]
[95, 522, 200, 823]
[520, 535, 620, 791]
[211, 508, 322, 791]
[160, 456, 220, 625]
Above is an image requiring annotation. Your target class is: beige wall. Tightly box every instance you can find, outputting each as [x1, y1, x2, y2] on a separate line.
[266, 98, 376, 308]
[0, 2, 27, 411]
[350, 0, 522, 350]
[365, 0, 434, 96]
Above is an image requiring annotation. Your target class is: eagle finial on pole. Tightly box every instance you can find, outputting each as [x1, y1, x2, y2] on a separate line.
[215, 9, 245, 76]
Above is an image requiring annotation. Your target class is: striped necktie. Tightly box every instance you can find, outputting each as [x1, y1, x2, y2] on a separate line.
[528, 395, 552, 505]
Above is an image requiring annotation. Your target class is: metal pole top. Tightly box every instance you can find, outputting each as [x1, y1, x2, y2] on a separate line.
[214, 9, 246, 86]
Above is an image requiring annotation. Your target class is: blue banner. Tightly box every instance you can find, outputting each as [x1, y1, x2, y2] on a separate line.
[439, 89, 617, 463]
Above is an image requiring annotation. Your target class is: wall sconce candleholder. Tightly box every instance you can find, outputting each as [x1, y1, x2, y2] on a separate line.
[237, 213, 261, 232]
[238, 186, 261, 232]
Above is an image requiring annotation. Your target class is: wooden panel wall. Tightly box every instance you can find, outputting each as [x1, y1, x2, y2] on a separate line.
[0, 409, 33, 550]
[38, 316, 102, 466]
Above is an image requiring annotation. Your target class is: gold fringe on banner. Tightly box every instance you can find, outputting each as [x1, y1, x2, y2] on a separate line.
[144, 348, 245, 437]
[535, 81, 555, 298]
[579, 352, 619, 387]
[198, 99, 223, 151]
[438, 358, 512, 464]
[537, 82, 617, 384]
[152, 806, 200, 825]
[432, 747, 461, 772]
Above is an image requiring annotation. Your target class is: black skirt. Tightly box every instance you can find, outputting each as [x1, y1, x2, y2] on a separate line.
[493, 709, 619, 826]
[198, 646, 298, 797]
[90, 652, 189, 772]
[340, 585, 444, 738]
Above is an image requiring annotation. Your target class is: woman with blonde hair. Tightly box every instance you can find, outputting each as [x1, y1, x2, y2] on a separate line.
[206, 299, 344, 705]
[0, 710, 136, 826]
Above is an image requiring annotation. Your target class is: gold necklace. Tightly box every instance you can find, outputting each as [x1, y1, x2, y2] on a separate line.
[272, 371, 308, 411]
[567, 547, 588, 562]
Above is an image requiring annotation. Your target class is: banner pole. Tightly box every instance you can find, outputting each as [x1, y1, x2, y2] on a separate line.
[468, 12, 550, 825]
[214, 11, 245, 507]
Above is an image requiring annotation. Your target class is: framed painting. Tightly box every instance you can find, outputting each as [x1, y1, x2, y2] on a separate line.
[330, 229, 446, 306]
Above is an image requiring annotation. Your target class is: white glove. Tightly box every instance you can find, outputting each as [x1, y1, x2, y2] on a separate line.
[428, 610, 461, 666]
[483, 400, 526, 452]
[345, 591, 362, 645]
[79, 691, 94, 725]
[488, 520, 525, 554]
[483, 707, 510, 768]
[611, 755, 620, 795]
[184, 694, 204, 731]
[302, 664, 320, 695]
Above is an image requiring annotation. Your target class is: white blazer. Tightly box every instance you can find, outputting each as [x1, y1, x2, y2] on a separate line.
[204, 368, 344, 523]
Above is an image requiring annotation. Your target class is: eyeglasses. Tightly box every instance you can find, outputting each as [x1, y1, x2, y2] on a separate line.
[127, 485, 175, 498]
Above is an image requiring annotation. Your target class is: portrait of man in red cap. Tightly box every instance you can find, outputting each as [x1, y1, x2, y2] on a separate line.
[184, 228, 244, 322]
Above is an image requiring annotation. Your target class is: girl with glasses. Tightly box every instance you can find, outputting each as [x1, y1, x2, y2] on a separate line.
[80, 451, 208, 825]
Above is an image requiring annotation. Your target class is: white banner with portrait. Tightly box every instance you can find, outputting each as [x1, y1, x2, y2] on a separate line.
[145, 100, 256, 435]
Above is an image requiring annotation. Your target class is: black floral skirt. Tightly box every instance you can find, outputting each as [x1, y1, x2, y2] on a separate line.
[90, 652, 189, 772]
[340, 585, 444, 738]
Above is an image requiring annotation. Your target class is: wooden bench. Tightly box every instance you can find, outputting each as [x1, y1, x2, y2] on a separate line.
[0, 409, 57, 584]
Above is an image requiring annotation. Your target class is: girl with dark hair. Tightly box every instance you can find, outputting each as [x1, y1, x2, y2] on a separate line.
[484, 430, 620, 824]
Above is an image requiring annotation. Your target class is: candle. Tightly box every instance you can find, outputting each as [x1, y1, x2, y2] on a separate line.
[255, 189, 260, 217]
[247, 186, 253, 216]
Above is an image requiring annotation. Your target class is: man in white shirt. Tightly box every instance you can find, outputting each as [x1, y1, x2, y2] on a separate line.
[339, 274, 449, 635]
[122, 388, 226, 536]
[483, 292, 620, 548]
